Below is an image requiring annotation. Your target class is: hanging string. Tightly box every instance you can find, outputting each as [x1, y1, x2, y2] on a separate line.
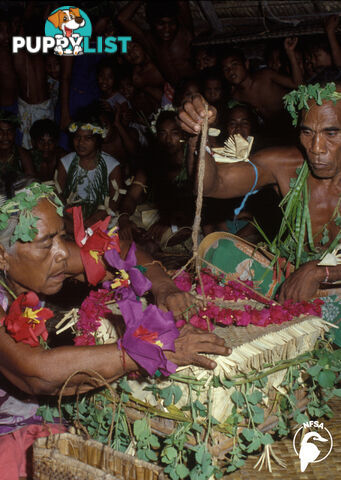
[192, 104, 209, 305]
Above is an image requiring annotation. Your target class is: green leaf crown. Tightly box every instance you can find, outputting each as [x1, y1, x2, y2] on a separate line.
[283, 82, 341, 126]
[0, 183, 64, 244]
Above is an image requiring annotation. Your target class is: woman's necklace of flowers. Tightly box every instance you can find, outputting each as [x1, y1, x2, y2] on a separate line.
[174, 270, 323, 331]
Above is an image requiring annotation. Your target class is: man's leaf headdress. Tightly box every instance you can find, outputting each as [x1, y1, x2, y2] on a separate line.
[284, 82, 341, 126]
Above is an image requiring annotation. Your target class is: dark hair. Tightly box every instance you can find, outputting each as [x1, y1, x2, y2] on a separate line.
[155, 110, 178, 131]
[220, 103, 258, 134]
[200, 67, 224, 86]
[305, 36, 332, 57]
[29, 119, 59, 142]
[145, 1, 178, 25]
[221, 48, 246, 64]
[309, 66, 341, 85]
[96, 58, 119, 89]
[173, 77, 202, 107]
[0, 110, 19, 128]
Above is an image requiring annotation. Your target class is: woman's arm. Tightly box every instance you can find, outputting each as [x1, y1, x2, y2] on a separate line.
[0, 320, 229, 396]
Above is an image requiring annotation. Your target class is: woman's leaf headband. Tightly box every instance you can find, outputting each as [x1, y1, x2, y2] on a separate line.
[69, 122, 108, 139]
[284, 82, 341, 126]
[0, 183, 64, 244]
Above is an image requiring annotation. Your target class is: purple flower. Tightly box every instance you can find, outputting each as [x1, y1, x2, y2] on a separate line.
[104, 243, 152, 296]
[120, 303, 179, 376]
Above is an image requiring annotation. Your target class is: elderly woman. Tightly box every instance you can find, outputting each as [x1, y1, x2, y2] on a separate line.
[56, 119, 122, 227]
[0, 183, 229, 479]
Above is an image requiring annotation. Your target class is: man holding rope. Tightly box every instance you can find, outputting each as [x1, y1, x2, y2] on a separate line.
[179, 80, 341, 345]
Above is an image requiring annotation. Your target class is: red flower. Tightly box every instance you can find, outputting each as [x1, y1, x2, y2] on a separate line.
[173, 272, 192, 292]
[71, 206, 121, 286]
[4, 292, 52, 347]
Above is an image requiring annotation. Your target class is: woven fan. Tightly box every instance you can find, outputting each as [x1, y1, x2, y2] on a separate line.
[213, 134, 254, 163]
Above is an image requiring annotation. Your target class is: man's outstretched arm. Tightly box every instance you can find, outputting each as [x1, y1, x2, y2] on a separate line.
[181, 95, 280, 198]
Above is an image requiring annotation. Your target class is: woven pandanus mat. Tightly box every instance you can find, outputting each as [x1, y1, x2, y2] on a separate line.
[227, 397, 341, 480]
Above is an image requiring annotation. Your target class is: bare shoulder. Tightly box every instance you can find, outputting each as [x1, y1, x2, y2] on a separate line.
[252, 145, 304, 183]
[252, 68, 274, 82]
[252, 145, 303, 166]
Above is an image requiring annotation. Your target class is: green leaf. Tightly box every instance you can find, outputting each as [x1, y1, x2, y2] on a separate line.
[231, 391, 245, 407]
[307, 364, 322, 377]
[242, 428, 254, 442]
[293, 410, 309, 424]
[193, 400, 207, 416]
[163, 446, 177, 461]
[332, 388, 341, 397]
[317, 370, 336, 388]
[252, 406, 264, 424]
[261, 433, 274, 445]
[133, 418, 148, 439]
[149, 434, 160, 448]
[192, 422, 203, 433]
[119, 377, 132, 393]
[246, 437, 261, 453]
[176, 464, 190, 479]
[146, 449, 158, 461]
[247, 390, 262, 405]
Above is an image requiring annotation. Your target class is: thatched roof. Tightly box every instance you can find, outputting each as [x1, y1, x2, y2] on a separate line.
[110, 0, 341, 45]
[2, 1, 340, 46]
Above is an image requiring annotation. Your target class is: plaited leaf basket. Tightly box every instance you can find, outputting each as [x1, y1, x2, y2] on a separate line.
[33, 433, 165, 480]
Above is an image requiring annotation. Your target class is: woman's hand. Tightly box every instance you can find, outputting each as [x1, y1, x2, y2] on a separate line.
[177, 94, 217, 135]
[166, 324, 231, 370]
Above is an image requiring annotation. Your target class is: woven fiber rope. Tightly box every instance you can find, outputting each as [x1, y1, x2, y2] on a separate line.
[227, 396, 341, 480]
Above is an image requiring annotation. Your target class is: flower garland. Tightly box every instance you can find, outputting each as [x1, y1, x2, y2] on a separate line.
[69, 121, 107, 139]
[150, 104, 176, 134]
[174, 270, 323, 331]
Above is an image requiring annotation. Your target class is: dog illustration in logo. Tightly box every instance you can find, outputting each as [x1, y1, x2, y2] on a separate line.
[48, 7, 85, 55]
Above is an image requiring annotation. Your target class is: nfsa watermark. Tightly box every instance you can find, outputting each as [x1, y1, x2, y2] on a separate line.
[293, 420, 333, 472]
[12, 5, 131, 56]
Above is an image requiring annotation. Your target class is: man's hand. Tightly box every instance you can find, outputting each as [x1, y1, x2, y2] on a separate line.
[284, 36, 298, 54]
[154, 282, 201, 318]
[166, 324, 231, 370]
[178, 94, 217, 135]
[278, 261, 324, 303]
[325, 15, 339, 35]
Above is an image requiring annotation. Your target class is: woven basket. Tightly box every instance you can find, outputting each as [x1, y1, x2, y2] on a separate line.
[33, 433, 165, 480]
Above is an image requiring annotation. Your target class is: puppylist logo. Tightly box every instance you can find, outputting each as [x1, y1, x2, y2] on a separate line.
[12, 5, 131, 56]
[293, 420, 333, 472]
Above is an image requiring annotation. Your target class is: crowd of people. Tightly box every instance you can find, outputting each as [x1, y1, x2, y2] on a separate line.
[1, 1, 341, 478]
[2, 2, 341, 250]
